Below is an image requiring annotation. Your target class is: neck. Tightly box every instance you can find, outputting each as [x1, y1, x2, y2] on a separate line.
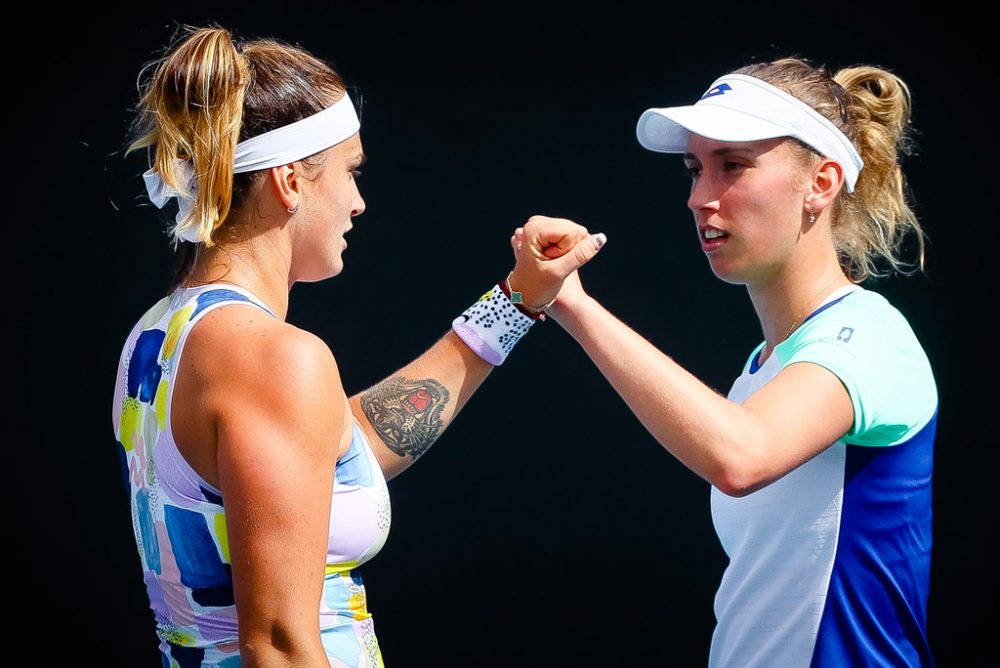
[748, 253, 850, 360]
[183, 228, 293, 321]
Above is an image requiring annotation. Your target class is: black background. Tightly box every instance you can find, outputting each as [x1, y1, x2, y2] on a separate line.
[22, 3, 991, 666]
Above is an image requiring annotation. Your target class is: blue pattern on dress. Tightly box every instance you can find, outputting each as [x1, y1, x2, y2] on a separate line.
[129, 329, 166, 399]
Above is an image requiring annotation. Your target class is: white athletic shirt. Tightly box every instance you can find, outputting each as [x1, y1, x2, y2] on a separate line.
[709, 285, 937, 667]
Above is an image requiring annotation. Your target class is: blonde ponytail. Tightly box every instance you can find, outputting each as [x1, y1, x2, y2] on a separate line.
[833, 66, 925, 280]
[127, 25, 249, 247]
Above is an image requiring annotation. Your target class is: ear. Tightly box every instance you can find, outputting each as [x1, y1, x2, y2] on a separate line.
[267, 162, 303, 212]
[807, 157, 845, 216]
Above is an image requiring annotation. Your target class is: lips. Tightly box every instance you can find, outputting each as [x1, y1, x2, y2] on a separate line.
[700, 225, 728, 251]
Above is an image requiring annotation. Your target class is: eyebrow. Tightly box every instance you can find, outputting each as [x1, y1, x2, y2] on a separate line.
[683, 147, 756, 161]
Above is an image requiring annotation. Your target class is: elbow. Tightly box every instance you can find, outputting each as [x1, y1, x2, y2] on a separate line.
[709, 471, 760, 498]
[239, 636, 285, 667]
[705, 449, 772, 498]
[711, 471, 762, 498]
[239, 622, 322, 666]
[692, 415, 789, 497]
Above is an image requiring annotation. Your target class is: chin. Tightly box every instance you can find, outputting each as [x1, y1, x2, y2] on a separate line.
[295, 260, 345, 283]
[319, 266, 345, 281]
[326, 259, 346, 279]
[706, 257, 744, 285]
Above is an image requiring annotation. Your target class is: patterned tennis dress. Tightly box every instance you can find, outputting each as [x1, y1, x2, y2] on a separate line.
[112, 283, 391, 668]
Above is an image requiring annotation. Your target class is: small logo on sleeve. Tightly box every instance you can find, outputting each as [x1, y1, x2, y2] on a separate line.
[701, 83, 732, 100]
[837, 327, 855, 342]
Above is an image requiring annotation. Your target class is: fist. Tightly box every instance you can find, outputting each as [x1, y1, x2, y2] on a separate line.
[507, 215, 606, 310]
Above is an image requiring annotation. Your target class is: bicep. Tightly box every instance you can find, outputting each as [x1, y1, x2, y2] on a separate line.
[348, 330, 486, 479]
[741, 361, 855, 482]
[215, 331, 346, 645]
[349, 375, 452, 477]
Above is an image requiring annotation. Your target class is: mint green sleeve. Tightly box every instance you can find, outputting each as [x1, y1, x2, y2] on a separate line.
[777, 292, 937, 447]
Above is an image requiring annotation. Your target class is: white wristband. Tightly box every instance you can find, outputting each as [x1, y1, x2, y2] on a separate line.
[452, 285, 535, 365]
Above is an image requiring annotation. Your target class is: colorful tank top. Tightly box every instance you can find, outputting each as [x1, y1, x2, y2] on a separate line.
[111, 283, 391, 668]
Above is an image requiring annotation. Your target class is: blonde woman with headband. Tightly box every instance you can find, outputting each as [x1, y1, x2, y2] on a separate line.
[112, 25, 604, 667]
[519, 58, 937, 666]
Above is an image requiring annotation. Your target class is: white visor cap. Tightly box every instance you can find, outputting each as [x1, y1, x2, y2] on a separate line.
[636, 73, 863, 192]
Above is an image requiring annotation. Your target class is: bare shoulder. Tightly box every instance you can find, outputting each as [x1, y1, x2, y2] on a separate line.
[185, 304, 343, 397]
[179, 304, 347, 460]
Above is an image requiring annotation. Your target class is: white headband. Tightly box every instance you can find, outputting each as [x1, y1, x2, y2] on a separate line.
[636, 73, 863, 192]
[142, 93, 360, 243]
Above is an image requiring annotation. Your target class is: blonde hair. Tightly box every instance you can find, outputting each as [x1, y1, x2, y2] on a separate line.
[733, 58, 925, 282]
[125, 24, 347, 267]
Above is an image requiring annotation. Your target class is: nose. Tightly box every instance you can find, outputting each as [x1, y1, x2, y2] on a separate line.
[352, 180, 366, 217]
[687, 171, 720, 217]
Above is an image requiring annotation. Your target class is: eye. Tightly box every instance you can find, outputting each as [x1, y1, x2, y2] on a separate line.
[724, 161, 747, 171]
[684, 165, 701, 179]
[350, 169, 363, 179]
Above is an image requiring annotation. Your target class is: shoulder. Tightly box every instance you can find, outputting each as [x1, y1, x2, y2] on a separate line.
[786, 287, 928, 362]
[183, 304, 345, 422]
[197, 310, 349, 489]
[191, 302, 336, 367]
[781, 287, 937, 446]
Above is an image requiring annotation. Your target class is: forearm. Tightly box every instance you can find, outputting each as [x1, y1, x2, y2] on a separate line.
[351, 217, 600, 479]
[351, 329, 493, 479]
[549, 295, 768, 491]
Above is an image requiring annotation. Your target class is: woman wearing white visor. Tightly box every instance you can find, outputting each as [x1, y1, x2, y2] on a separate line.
[518, 58, 936, 666]
[112, 25, 604, 667]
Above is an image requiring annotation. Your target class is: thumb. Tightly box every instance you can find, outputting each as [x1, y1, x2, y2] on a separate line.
[551, 232, 607, 273]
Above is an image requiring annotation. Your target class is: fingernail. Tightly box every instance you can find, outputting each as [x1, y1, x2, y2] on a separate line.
[592, 233, 607, 250]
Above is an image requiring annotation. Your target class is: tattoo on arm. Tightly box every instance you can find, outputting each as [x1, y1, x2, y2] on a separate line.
[359, 377, 451, 459]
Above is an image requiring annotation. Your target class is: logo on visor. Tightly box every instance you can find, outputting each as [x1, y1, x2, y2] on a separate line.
[701, 83, 732, 100]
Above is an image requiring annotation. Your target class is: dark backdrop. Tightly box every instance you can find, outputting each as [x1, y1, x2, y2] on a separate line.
[23, 3, 990, 666]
